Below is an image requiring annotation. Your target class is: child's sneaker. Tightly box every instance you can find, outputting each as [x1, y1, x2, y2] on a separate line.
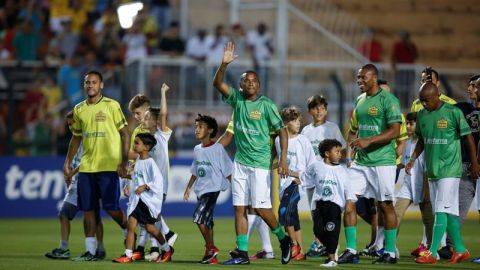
[320, 258, 337, 267]
[249, 249, 274, 259]
[156, 246, 174, 263]
[446, 250, 470, 264]
[45, 248, 70, 259]
[112, 255, 133, 263]
[131, 250, 144, 260]
[307, 240, 326, 257]
[291, 244, 301, 258]
[411, 243, 428, 257]
[145, 251, 160, 261]
[200, 245, 219, 264]
[72, 252, 97, 262]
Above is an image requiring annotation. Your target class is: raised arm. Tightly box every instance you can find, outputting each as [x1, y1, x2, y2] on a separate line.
[159, 83, 170, 132]
[213, 42, 237, 97]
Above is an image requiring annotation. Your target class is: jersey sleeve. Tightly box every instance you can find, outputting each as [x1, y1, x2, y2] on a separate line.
[160, 127, 173, 141]
[385, 95, 402, 124]
[397, 114, 408, 141]
[266, 102, 284, 133]
[226, 113, 234, 134]
[223, 86, 239, 108]
[71, 107, 82, 136]
[349, 109, 358, 133]
[111, 101, 128, 131]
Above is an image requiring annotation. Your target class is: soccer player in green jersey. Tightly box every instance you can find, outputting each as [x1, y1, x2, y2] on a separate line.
[339, 64, 402, 264]
[406, 82, 479, 264]
[63, 71, 130, 261]
[213, 42, 292, 265]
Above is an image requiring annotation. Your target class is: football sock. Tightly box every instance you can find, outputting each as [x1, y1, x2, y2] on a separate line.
[446, 214, 466, 253]
[258, 219, 274, 252]
[345, 226, 357, 254]
[385, 229, 397, 258]
[59, 240, 68, 250]
[429, 212, 447, 257]
[236, 234, 249, 252]
[271, 224, 286, 241]
[85, 237, 96, 255]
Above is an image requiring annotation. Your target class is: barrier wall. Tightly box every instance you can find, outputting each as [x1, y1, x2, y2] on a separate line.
[0, 157, 233, 218]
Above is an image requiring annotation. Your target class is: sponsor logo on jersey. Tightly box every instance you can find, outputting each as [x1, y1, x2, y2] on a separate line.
[95, 111, 107, 122]
[249, 110, 262, 120]
[368, 106, 378, 116]
[437, 119, 448, 129]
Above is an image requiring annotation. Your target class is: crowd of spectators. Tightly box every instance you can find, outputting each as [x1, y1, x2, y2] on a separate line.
[0, 0, 274, 157]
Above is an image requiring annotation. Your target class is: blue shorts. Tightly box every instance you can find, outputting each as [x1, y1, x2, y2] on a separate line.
[59, 202, 79, 220]
[278, 183, 301, 230]
[77, 172, 120, 211]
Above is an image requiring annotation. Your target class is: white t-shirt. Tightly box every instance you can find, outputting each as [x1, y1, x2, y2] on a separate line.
[398, 138, 425, 204]
[301, 161, 357, 211]
[128, 157, 164, 219]
[149, 128, 172, 195]
[63, 146, 83, 206]
[190, 143, 232, 197]
[274, 134, 316, 194]
[122, 33, 147, 61]
[186, 35, 210, 59]
[301, 121, 347, 160]
[246, 30, 273, 64]
[205, 35, 229, 63]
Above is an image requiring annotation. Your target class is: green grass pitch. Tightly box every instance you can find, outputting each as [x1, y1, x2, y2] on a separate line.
[0, 217, 479, 269]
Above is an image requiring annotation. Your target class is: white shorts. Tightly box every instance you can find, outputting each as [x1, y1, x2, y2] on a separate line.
[429, 178, 459, 216]
[348, 163, 396, 201]
[232, 161, 272, 208]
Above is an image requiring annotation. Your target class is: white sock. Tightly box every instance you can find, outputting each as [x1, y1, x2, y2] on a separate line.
[420, 226, 427, 246]
[440, 232, 447, 247]
[347, 247, 357, 254]
[125, 249, 133, 258]
[257, 219, 273, 253]
[374, 226, 385, 250]
[159, 242, 170, 252]
[59, 240, 68, 250]
[150, 236, 159, 248]
[138, 225, 147, 247]
[85, 237, 96, 255]
[247, 214, 259, 239]
[386, 251, 396, 258]
[160, 216, 170, 235]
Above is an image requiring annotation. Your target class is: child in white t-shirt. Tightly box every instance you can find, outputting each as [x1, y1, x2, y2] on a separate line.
[274, 106, 316, 260]
[299, 139, 357, 267]
[113, 133, 173, 264]
[184, 114, 233, 265]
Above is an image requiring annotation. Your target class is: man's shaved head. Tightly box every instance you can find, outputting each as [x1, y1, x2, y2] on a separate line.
[419, 82, 441, 111]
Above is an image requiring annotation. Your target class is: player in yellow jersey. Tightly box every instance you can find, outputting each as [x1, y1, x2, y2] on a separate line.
[63, 71, 130, 261]
[410, 67, 456, 113]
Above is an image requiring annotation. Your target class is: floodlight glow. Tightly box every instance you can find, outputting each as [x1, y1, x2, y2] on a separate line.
[117, 2, 144, 29]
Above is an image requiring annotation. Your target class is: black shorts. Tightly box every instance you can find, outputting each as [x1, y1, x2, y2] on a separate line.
[130, 199, 158, 225]
[278, 183, 301, 230]
[312, 200, 342, 254]
[193, 191, 220, 229]
[356, 196, 376, 216]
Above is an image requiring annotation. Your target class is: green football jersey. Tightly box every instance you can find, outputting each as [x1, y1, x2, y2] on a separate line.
[416, 103, 471, 179]
[350, 89, 402, 166]
[224, 87, 284, 169]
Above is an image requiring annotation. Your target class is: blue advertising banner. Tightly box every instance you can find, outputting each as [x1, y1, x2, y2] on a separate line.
[0, 157, 234, 218]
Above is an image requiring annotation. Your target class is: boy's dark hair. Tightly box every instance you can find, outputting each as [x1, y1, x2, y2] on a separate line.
[136, 133, 157, 151]
[148, 107, 161, 120]
[469, 74, 480, 82]
[318, 139, 342, 158]
[307, 94, 328, 110]
[422, 66, 439, 82]
[195, 114, 218, 138]
[85, 70, 103, 82]
[406, 112, 417, 122]
[280, 106, 301, 123]
[128, 94, 151, 112]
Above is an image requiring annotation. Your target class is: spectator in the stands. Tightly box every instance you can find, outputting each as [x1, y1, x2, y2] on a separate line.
[150, 0, 171, 32]
[392, 30, 418, 107]
[158, 21, 185, 56]
[54, 18, 79, 60]
[122, 21, 147, 61]
[359, 27, 382, 62]
[13, 19, 41, 61]
[57, 54, 83, 107]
